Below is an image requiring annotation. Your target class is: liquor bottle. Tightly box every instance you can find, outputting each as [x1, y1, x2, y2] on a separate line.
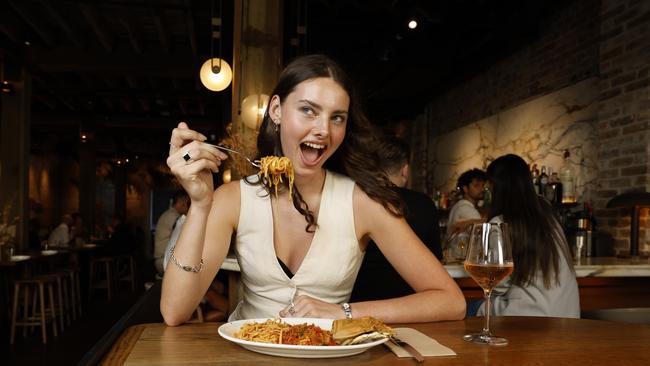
[539, 166, 549, 196]
[546, 172, 563, 204]
[531, 164, 540, 195]
[560, 150, 576, 204]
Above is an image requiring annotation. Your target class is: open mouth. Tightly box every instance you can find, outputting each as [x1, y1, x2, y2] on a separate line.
[300, 142, 326, 165]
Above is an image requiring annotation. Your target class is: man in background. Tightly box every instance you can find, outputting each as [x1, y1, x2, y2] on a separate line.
[447, 168, 486, 235]
[48, 213, 73, 247]
[351, 136, 442, 301]
[153, 189, 189, 275]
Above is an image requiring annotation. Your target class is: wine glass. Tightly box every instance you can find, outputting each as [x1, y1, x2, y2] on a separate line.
[463, 222, 514, 346]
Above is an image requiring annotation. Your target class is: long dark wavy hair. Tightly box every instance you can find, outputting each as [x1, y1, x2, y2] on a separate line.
[246, 54, 403, 232]
[487, 154, 574, 288]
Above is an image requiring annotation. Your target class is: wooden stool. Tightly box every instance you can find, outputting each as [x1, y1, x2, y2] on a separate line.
[63, 267, 82, 320]
[39, 273, 69, 331]
[115, 255, 136, 292]
[10, 277, 59, 344]
[89, 257, 114, 301]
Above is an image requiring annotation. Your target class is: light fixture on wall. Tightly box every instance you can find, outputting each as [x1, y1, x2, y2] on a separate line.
[199, 0, 232, 92]
[240, 93, 269, 130]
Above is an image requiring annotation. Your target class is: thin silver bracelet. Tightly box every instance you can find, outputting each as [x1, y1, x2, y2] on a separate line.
[169, 245, 204, 273]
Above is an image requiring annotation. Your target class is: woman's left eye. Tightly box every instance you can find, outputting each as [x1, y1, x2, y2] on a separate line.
[332, 115, 346, 124]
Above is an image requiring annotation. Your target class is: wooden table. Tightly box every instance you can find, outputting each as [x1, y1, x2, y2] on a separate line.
[101, 317, 650, 365]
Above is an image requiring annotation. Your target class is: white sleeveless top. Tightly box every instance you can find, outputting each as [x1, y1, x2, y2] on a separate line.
[229, 170, 363, 321]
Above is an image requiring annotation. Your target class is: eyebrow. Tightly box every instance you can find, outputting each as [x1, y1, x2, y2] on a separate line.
[298, 99, 348, 115]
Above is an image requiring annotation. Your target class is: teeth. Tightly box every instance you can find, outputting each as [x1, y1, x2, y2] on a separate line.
[304, 142, 325, 149]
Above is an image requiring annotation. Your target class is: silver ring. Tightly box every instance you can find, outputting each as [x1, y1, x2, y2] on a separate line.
[288, 306, 295, 315]
[182, 151, 191, 162]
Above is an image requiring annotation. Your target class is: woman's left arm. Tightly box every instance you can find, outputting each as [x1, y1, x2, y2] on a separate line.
[350, 186, 466, 323]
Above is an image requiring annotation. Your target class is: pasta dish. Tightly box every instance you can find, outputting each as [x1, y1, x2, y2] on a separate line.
[234, 319, 336, 346]
[258, 156, 294, 198]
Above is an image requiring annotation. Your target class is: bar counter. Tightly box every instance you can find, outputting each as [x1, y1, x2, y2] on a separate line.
[100, 316, 650, 365]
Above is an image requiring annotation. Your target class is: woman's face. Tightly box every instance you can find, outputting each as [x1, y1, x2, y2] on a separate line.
[269, 77, 350, 177]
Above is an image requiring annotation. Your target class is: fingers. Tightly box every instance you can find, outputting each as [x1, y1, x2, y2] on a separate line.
[169, 121, 208, 156]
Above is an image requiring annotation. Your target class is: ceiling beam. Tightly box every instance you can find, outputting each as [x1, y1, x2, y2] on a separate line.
[185, 0, 198, 56]
[39, 0, 84, 48]
[118, 16, 143, 54]
[8, 0, 56, 47]
[152, 7, 170, 53]
[23, 47, 205, 77]
[79, 3, 113, 52]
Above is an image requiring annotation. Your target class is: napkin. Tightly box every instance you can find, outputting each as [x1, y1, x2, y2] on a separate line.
[384, 328, 456, 358]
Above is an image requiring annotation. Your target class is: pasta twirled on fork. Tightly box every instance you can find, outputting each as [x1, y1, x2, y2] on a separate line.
[258, 156, 294, 198]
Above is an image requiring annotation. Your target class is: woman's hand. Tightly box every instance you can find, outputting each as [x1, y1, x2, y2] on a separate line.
[167, 122, 228, 207]
[278, 294, 345, 319]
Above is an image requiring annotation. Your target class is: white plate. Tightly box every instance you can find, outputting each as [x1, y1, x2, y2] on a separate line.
[41, 250, 58, 256]
[10, 255, 30, 262]
[218, 318, 388, 358]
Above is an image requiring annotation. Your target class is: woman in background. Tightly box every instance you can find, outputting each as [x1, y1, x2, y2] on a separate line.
[473, 154, 580, 318]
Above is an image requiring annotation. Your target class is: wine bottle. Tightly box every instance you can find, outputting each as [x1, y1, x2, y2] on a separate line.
[560, 150, 576, 204]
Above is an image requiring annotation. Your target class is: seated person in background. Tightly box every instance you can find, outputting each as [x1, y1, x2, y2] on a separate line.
[106, 214, 134, 255]
[472, 154, 579, 318]
[154, 190, 190, 275]
[350, 136, 442, 301]
[163, 214, 229, 322]
[70, 212, 87, 246]
[48, 213, 73, 247]
[447, 168, 486, 235]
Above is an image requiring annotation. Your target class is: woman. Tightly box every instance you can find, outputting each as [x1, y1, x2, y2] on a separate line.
[475, 154, 580, 318]
[162, 55, 465, 325]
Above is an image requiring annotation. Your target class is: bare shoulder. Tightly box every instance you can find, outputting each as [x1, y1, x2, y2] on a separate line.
[352, 184, 392, 234]
[210, 180, 241, 227]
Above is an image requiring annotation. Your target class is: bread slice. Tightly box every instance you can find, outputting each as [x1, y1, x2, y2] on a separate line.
[332, 316, 394, 345]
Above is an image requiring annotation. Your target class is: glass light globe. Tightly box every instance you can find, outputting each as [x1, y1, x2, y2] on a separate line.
[199, 58, 232, 91]
[241, 94, 270, 129]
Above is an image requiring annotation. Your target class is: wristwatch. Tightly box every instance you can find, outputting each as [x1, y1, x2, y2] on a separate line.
[341, 302, 352, 319]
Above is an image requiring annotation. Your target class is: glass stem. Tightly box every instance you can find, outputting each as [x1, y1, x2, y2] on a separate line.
[483, 289, 492, 335]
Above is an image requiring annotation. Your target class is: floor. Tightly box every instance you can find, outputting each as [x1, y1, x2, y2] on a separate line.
[1, 288, 144, 366]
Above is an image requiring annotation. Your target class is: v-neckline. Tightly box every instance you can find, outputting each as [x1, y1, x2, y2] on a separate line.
[270, 171, 329, 280]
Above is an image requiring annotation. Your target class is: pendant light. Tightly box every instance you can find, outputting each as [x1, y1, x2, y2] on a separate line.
[200, 0, 232, 92]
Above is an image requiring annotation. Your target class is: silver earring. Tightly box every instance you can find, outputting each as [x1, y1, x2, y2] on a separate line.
[274, 121, 280, 132]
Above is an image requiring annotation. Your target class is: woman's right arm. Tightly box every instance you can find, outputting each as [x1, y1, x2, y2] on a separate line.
[160, 122, 237, 326]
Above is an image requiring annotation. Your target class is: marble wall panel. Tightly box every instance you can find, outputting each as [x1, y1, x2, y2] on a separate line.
[429, 78, 599, 203]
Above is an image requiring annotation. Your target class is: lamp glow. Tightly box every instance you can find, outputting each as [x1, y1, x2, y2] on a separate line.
[222, 168, 232, 183]
[199, 58, 233, 91]
[408, 20, 417, 29]
[241, 94, 270, 130]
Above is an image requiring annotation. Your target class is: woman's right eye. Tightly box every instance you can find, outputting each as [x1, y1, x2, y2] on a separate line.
[300, 106, 315, 115]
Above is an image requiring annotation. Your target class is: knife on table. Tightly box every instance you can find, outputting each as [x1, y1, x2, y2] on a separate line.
[389, 336, 425, 363]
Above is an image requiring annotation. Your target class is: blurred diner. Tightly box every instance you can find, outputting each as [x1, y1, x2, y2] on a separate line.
[351, 136, 442, 301]
[470, 154, 580, 318]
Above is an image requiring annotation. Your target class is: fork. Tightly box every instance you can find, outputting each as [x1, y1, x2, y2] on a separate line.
[205, 143, 261, 168]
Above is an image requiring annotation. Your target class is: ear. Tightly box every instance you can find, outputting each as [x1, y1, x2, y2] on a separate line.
[268, 95, 282, 124]
[400, 163, 410, 185]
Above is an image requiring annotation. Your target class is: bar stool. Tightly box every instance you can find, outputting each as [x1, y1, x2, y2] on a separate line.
[10, 277, 59, 344]
[89, 256, 114, 301]
[63, 267, 82, 320]
[40, 272, 69, 331]
[115, 254, 136, 292]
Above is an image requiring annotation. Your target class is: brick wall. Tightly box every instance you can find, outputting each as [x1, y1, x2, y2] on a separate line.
[409, 0, 650, 254]
[594, 0, 650, 253]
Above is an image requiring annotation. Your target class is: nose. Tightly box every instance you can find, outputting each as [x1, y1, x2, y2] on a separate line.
[312, 117, 330, 138]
